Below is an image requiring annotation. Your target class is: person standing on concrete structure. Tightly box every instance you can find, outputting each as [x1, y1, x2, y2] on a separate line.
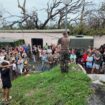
[57, 32, 70, 73]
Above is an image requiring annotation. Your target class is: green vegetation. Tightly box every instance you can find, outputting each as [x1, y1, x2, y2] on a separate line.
[10, 65, 91, 105]
[0, 39, 25, 47]
[70, 25, 105, 36]
[14, 39, 25, 46]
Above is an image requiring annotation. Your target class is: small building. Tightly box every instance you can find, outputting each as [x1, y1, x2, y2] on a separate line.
[0, 30, 104, 49]
[0, 29, 69, 48]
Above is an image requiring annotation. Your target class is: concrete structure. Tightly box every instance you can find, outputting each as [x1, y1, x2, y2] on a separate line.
[0, 30, 104, 48]
[0, 29, 68, 47]
[94, 35, 105, 48]
[69, 35, 94, 49]
[69, 35, 105, 49]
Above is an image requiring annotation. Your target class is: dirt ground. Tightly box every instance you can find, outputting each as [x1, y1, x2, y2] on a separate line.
[88, 84, 105, 105]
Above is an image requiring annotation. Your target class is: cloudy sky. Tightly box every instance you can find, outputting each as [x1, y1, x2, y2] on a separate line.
[0, 0, 104, 22]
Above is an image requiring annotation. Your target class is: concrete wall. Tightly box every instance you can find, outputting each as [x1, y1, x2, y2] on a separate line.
[0, 30, 104, 48]
[0, 32, 62, 46]
[94, 35, 105, 48]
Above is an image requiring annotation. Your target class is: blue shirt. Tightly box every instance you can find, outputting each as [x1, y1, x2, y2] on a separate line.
[86, 56, 93, 68]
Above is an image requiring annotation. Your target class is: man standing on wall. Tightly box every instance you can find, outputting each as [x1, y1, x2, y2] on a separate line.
[57, 32, 70, 73]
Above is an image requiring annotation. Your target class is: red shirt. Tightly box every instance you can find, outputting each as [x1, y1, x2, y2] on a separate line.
[82, 53, 87, 62]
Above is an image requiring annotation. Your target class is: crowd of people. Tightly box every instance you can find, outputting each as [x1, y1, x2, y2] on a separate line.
[68, 45, 105, 74]
[0, 44, 31, 103]
[0, 43, 61, 103]
[0, 45, 31, 77]
[0, 42, 104, 77]
[0, 33, 105, 103]
[32, 44, 60, 71]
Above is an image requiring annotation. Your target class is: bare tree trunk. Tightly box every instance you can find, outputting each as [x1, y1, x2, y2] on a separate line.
[79, 0, 85, 34]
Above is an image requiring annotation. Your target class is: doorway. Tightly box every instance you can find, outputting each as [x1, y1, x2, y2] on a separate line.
[31, 38, 43, 48]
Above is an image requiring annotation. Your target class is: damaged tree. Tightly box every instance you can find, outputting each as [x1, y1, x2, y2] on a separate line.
[5, 0, 83, 29]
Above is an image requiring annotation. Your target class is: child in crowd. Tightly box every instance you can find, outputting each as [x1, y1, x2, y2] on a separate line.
[86, 53, 93, 73]
[91, 49, 102, 74]
[0, 61, 12, 103]
[23, 59, 29, 75]
[70, 50, 77, 63]
[41, 51, 48, 71]
[17, 56, 24, 74]
[12, 60, 17, 80]
[81, 50, 88, 68]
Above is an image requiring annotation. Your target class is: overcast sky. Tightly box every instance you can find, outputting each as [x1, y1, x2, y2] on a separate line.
[0, 0, 104, 21]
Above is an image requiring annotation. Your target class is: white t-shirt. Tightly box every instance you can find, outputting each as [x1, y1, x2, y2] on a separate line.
[47, 49, 52, 54]
[12, 63, 17, 71]
[0, 56, 5, 64]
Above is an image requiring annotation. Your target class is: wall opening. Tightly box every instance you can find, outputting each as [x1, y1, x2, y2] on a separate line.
[31, 38, 43, 48]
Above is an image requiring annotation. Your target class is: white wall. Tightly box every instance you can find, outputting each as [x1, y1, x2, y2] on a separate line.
[94, 35, 105, 48]
[0, 32, 63, 46]
[0, 32, 104, 48]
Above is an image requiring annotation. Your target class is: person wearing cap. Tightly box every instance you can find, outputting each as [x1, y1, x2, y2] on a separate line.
[57, 32, 70, 73]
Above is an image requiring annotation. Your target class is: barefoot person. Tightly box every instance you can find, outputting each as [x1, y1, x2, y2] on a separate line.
[0, 61, 12, 102]
[57, 32, 70, 73]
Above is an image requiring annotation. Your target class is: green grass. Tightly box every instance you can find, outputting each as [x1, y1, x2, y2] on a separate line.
[9, 64, 91, 105]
